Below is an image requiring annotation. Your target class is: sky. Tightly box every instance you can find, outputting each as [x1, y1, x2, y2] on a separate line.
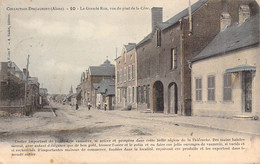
[0, 0, 199, 94]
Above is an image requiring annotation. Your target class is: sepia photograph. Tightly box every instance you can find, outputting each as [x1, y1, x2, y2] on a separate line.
[0, 0, 260, 163]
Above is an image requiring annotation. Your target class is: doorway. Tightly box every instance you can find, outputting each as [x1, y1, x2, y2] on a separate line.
[168, 82, 178, 114]
[153, 81, 164, 112]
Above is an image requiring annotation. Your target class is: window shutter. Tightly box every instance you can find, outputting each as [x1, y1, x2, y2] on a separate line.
[174, 49, 177, 69]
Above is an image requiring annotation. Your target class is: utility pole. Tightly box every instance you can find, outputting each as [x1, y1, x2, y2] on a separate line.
[24, 55, 30, 115]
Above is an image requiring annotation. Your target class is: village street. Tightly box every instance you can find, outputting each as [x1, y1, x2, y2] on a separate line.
[0, 102, 259, 142]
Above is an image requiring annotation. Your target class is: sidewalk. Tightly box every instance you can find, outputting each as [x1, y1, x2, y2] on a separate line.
[108, 109, 260, 136]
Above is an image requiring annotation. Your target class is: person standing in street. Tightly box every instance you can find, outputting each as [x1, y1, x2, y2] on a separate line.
[88, 102, 91, 110]
[104, 103, 107, 111]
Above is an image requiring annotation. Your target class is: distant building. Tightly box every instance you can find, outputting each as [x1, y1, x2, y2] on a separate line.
[39, 88, 48, 106]
[27, 77, 40, 112]
[80, 59, 115, 107]
[115, 43, 137, 110]
[94, 79, 115, 110]
[71, 85, 82, 106]
[66, 86, 74, 106]
[191, 14, 260, 118]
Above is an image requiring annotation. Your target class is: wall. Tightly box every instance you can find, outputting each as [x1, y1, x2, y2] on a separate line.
[136, 23, 182, 113]
[192, 45, 260, 117]
[116, 47, 137, 109]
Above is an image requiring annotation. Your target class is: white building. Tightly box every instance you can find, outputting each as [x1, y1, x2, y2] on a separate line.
[191, 14, 260, 118]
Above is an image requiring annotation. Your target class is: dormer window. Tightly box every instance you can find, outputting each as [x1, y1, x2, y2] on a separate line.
[239, 5, 250, 24]
[220, 12, 231, 31]
[156, 30, 161, 47]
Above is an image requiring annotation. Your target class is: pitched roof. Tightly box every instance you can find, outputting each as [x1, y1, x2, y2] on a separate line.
[124, 43, 136, 52]
[94, 79, 115, 96]
[160, 0, 208, 30]
[10, 62, 22, 72]
[192, 14, 260, 62]
[89, 60, 115, 76]
[137, 33, 152, 47]
[89, 66, 115, 76]
[136, 0, 209, 47]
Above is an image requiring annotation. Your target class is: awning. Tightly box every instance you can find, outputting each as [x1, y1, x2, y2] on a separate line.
[225, 64, 256, 73]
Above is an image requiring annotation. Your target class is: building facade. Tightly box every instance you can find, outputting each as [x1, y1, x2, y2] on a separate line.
[135, 0, 259, 115]
[94, 79, 115, 110]
[0, 62, 40, 115]
[115, 43, 137, 109]
[80, 59, 115, 107]
[191, 14, 260, 118]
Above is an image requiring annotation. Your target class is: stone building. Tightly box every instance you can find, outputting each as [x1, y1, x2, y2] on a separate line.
[136, 0, 259, 115]
[94, 79, 115, 110]
[39, 88, 48, 106]
[27, 77, 40, 113]
[0, 62, 25, 108]
[191, 14, 260, 118]
[115, 43, 137, 109]
[0, 62, 40, 115]
[80, 59, 115, 107]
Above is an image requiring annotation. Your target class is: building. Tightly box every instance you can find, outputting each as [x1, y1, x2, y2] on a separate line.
[0, 62, 25, 108]
[135, 0, 259, 115]
[94, 79, 115, 110]
[71, 85, 82, 106]
[191, 14, 260, 118]
[65, 86, 74, 105]
[0, 61, 40, 115]
[115, 43, 137, 109]
[27, 77, 40, 113]
[80, 59, 115, 107]
[39, 88, 49, 106]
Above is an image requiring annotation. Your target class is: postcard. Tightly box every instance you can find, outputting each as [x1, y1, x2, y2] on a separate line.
[0, 0, 260, 163]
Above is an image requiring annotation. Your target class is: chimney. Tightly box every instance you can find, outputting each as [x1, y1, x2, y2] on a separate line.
[151, 7, 163, 31]
[220, 12, 231, 31]
[239, 5, 250, 24]
[23, 68, 29, 78]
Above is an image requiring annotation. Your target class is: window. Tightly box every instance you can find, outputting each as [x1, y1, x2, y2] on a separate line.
[132, 64, 135, 80]
[120, 89, 122, 103]
[195, 78, 202, 101]
[117, 89, 120, 103]
[137, 86, 141, 104]
[119, 70, 121, 83]
[156, 30, 161, 47]
[128, 87, 131, 103]
[124, 68, 127, 82]
[143, 85, 146, 104]
[146, 85, 150, 106]
[208, 75, 215, 101]
[223, 73, 232, 101]
[141, 86, 144, 103]
[128, 66, 131, 81]
[132, 87, 135, 103]
[171, 48, 177, 70]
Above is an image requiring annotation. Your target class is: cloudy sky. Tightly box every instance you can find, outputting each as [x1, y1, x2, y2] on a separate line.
[0, 0, 199, 94]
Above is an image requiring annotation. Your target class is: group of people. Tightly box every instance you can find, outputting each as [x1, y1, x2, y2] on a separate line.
[75, 102, 107, 111]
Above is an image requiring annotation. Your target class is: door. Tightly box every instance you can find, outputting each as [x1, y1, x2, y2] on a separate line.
[244, 72, 252, 113]
[146, 85, 150, 108]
